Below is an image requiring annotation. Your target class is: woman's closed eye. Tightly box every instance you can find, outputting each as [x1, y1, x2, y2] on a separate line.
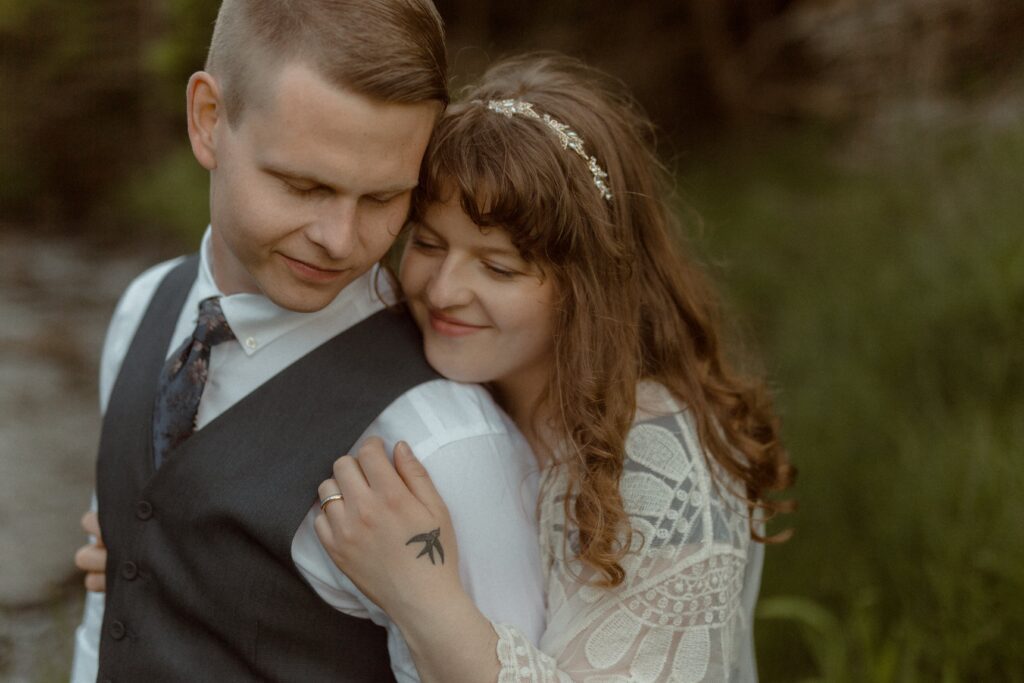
[482, 262, 520, 279]
[411, 237, 445, 252]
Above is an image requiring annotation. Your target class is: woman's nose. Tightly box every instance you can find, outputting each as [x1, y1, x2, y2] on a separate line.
[425, 258, 473, 309]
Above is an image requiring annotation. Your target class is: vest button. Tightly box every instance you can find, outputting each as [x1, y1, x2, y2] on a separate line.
[121, 561, 138, 580]
[109, 620, 126, 640]
[136, 500, 153, 520]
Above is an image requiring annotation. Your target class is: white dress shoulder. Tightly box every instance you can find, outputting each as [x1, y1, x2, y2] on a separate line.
[493, 381, 763, 682]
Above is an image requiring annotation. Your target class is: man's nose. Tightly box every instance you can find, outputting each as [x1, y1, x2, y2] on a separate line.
[426, 258, 473, 309]
[306, 200, 359, 260]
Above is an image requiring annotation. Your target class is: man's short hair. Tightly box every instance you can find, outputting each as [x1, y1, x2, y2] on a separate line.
[207, 0, 448, 124]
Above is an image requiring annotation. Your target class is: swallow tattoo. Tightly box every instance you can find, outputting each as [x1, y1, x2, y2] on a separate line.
[406, 528, 445, 565]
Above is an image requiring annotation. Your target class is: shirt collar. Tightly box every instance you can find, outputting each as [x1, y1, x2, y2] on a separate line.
[196, 227, 391, 357]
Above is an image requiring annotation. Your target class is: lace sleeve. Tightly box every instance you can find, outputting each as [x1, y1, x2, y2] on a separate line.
[493, 410, 757, 683]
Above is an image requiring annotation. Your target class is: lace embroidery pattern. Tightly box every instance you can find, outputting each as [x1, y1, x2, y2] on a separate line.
[497, 623, 569, 683]
[494, 391, 757, 682]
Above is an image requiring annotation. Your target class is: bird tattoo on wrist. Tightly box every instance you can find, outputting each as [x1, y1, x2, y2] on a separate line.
[406, 528, 444, 565]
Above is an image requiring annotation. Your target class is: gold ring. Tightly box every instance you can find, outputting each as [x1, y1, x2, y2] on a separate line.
[319, 493, 344, 511]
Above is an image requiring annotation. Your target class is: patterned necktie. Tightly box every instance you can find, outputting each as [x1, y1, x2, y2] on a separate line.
[152, 296, 236, 468]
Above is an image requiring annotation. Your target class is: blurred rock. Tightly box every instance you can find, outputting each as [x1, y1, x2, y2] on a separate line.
[0, 232, 156, 607]
[0, 590, 83, 683]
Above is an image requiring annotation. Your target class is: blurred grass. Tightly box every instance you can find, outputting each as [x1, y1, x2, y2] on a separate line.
[681, 124, 1024, 681]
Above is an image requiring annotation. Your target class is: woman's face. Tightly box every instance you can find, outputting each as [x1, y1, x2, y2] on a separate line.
[399, 195, 557, 394]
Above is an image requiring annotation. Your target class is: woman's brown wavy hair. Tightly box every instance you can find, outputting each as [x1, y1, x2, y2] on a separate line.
[410, 53, 795, 587]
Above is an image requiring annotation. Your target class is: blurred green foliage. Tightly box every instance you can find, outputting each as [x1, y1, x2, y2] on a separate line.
[683, 125, 1024, 681]
[0, 0, 217, 229]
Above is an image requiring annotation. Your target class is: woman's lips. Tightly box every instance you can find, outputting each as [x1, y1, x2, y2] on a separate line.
[280, 254, 347, 284]
[428, 310, 488, 337]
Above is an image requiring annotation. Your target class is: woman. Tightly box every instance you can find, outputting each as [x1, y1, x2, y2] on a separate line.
[314, 53, 794, 682]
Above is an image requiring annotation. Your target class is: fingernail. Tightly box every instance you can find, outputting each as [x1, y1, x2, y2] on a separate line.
[396, 441, 410, 459]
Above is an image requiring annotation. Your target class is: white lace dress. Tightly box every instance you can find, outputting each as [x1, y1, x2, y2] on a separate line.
[494, 383, 763, 682]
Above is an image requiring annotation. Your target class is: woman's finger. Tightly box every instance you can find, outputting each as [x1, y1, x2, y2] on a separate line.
[313, 507, 337, 548]
[357, 439, 407, 499]
[317, 478, 346, 515]
[317, 477, 341, 502]
[333, 453, 369, 501]
[393, 441, 447, 512]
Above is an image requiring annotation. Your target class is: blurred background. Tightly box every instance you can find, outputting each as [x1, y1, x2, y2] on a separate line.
[1, 0, 1022, 681]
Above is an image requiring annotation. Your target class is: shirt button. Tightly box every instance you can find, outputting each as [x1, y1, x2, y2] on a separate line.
[245, 336, 258, 350]
[121, 561, 138, 580]
[109, 620, 127, 640]
[135, 500, 153, 520]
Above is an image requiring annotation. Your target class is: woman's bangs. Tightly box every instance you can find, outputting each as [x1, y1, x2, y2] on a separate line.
[425, 110, 555, 260]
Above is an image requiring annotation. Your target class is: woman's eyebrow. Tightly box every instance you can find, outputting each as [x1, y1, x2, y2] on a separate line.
[475, 245, 520, 257]
[414, 218, 441, 235]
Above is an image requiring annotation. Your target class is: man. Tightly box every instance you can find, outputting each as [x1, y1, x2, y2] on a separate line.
[70, 2, 544, 681]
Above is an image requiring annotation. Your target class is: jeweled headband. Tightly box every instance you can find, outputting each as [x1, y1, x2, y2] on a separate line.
[477, 99, 613, 202]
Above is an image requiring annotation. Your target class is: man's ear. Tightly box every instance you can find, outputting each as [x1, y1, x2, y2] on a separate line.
[187, 71, 224, 171]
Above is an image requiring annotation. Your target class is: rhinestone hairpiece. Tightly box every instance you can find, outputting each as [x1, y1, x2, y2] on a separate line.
[481, 99, 613, 202]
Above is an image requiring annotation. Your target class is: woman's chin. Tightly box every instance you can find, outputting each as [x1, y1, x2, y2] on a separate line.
[423, 347, 492, 385]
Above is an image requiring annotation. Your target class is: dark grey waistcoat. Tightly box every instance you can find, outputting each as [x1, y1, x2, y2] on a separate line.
[95, 255, 438, 682]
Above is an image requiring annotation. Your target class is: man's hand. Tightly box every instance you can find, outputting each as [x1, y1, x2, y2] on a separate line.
[74, 510, 107, 592]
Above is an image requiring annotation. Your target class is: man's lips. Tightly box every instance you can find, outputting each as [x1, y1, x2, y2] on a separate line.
[427, 309, 488, 337]
[279, 254, 347, 283]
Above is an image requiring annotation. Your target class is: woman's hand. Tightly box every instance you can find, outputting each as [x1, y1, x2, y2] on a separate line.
[74, 510, 107, 592]
[315, 438, 462, 620]
[317, 438, 503, 683]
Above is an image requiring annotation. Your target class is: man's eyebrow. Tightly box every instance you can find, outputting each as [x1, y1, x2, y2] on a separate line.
[263, 165, 416, 196]
[368, 182, 419, 197]
[263, 165, 330, 186]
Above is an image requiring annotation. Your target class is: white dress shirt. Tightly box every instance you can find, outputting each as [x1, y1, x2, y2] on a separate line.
[71, 229, 545, 682]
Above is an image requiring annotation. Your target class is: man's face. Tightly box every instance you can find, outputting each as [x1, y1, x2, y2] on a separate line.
[203, 62, 438, 312]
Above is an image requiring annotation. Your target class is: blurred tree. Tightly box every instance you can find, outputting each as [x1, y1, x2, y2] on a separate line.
[437, 0, 1024, 122]
[1, 0, 1022, 233]
[0, 0, 216, 231]
[690, 0, 1024, 119]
